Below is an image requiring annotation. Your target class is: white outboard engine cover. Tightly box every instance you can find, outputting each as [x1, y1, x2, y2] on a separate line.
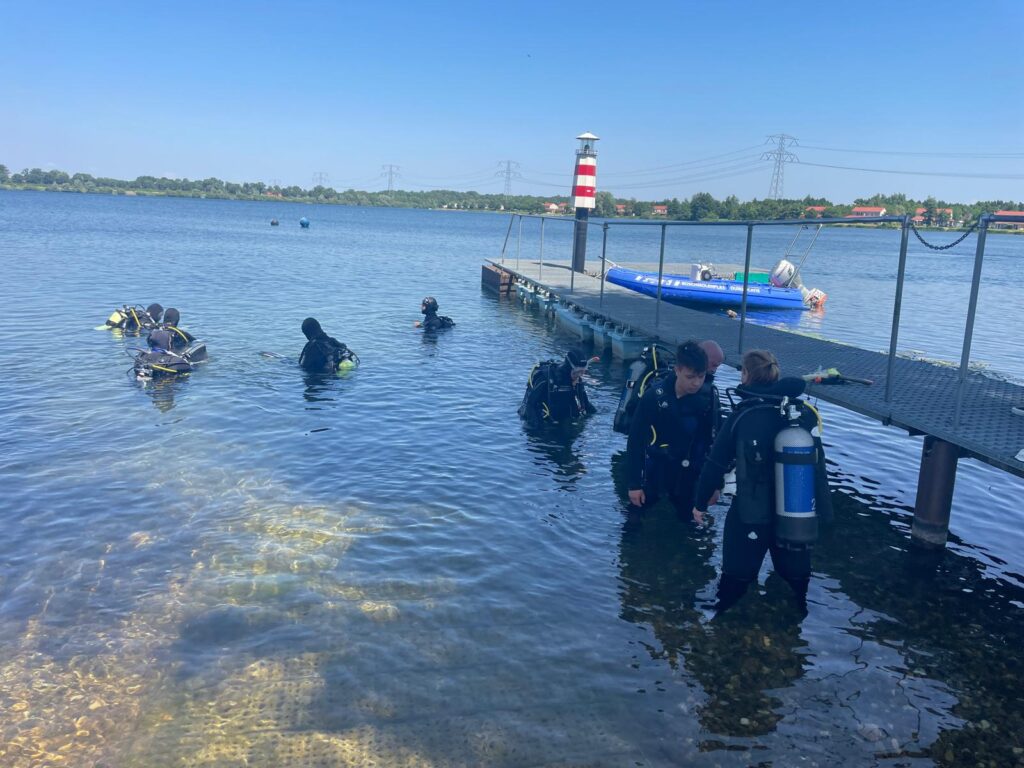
[689, 263, 716, 281]
[774, 405, 818, 549]
[770, 259, 802, 288]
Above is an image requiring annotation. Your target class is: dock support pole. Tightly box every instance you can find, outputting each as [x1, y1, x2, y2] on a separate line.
[738, 224, 754, 355]
[953, 216, 989, 427]
[911, 435, 959, 549]
[599, 223, 608, 306]
[538, 218, 545, 281]
[654, 223, 667, 328]
[885, 216, 911, 403]
[572, 209, 589, 273]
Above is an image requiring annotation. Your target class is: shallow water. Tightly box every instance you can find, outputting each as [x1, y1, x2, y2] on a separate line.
[1, 190, 1023, 767]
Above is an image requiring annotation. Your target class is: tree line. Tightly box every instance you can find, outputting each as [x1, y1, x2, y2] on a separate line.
[1, 164, 1019, 228]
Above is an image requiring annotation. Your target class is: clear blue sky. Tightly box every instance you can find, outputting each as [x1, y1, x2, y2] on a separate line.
[2, 1, 1021, 204]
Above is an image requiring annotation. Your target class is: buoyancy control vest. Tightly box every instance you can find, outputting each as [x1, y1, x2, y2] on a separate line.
[299, 337, 356, 373]
[148, 326, 193, 353]
[422, 312, 455, 331]
[728, 386, 831, 548]
[518, 360, 586, 423]
[613, 344, 673, 434]
[646, 377, 718, 466]
[106, 305, 159, 333]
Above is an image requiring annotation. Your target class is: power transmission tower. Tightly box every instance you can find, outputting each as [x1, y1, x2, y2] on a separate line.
[382, 164, 400, 193]
[496, 161, 521, 197]
[312, 172, 329, 188]
[762, 134, 798, 199]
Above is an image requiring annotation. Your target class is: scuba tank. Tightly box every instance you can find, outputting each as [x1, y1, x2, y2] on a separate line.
[773, 400, 818, 549]
[613, 344, 672, 434]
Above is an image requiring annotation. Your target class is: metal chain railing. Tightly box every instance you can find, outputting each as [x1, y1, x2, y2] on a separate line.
[909, 219, 979, 251]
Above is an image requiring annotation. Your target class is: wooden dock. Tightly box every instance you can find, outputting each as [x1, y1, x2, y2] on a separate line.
[490, 258, 1024, 483]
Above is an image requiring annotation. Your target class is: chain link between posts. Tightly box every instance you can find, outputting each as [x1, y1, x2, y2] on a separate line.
[909, 219, 979, 251]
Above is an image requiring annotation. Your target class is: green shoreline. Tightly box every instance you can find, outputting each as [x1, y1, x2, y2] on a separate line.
[1, 181, 1020, 232]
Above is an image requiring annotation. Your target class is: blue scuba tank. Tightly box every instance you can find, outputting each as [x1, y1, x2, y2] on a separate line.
[773, 402, 819, 549]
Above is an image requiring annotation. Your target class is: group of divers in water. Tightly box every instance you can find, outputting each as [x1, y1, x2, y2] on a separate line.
[105, 295, 829, 615]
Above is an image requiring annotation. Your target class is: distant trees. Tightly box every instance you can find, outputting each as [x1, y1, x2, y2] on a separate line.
[1, 162, 1019, 227]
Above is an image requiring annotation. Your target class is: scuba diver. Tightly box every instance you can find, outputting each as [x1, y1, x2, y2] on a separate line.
[299, 317, 358, 373]
[518, 348, 597, 428]
[625, 340, 719, 521]
[146, 308, 197, 354]
[104, 303, 163, 333]
[415, 296, 455, 331]
[699, 339, 725, 383]
[132, 307, 208, 378]
[692, 349, 833, 613]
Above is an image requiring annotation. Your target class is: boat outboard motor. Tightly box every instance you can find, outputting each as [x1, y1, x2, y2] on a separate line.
[770, 259, 801, 288]
[771, 259, 828, 309]
[773, 400, 819, 549]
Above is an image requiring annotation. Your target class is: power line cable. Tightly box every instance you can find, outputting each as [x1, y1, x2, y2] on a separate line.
[797, 160, 1024, 180]
[799, 144, 1024, 159]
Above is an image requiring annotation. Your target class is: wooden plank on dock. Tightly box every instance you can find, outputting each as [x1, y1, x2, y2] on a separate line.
[491, 259, 1024, 479]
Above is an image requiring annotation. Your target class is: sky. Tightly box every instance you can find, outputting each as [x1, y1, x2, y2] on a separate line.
[1, 1, 1022, 204]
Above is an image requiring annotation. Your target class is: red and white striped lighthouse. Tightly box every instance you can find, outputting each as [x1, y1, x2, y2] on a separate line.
[571, 131, 599, 272]
[571, 132, 599, 209]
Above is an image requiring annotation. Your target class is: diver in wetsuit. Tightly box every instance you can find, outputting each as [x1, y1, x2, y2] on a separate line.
[518, 349, 597, 428]
[692, 349, 833, 613]
[626, 340, 719, 521]
[147, 307, 195, 353]
[415, 296, 455, 331]
[299, 317, 356, 373]
[106, 303, 163, 333]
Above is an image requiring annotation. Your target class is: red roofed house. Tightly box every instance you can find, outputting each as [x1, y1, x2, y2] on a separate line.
[652, 204, 668, 215]
[614, 203, 628, 215]
[544, 202, 560, 213]
[912, 207, 955, 225]
[993, 210, 1024, 230]
[805, 205, 827, 218]
[846, 206, 886, 218]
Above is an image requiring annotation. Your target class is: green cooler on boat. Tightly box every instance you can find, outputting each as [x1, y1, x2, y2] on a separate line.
[735, 272, 771, 284]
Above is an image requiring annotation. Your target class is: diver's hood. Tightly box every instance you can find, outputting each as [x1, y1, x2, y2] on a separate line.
[302, 317, 324, 340]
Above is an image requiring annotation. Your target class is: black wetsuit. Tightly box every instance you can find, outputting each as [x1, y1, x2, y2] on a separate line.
[626, 374, 718, 518]
[693, 377, 832, 611]
[148, 326, 195, 353]
[520, 362, 595, 428]
[299, 335, 352, 373]
[421, 310, 455, 331]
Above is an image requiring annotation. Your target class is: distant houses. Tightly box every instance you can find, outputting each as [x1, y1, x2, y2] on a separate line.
[993, 210, 1024, 230]
[804, 205, 827, 217]
[651, 204, 668, 215]
[544, 202, 568, 213]
[912, 207, 957, 226]
[846, 205, 887, 218]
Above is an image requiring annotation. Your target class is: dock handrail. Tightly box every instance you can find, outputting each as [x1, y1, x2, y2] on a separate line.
[499, 211, 1019, 421]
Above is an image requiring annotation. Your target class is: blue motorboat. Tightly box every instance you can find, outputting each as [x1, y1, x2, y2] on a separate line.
[605, 263, 826, 311]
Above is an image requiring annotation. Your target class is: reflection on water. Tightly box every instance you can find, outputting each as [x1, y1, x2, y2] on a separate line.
[1, 192, 1024, 766]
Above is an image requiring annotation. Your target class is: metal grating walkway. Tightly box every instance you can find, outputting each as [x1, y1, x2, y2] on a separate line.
[492, 259, 1024, 479]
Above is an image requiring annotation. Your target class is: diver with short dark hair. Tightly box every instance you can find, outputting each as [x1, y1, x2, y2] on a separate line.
[518, 348, 597, 428]
[415, 296, 455, 331]
[299, 317, 357, 373]
[626, 340, 719, 521]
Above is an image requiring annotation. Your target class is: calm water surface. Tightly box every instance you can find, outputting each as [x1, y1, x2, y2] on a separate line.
[1, 190, 1023, 767]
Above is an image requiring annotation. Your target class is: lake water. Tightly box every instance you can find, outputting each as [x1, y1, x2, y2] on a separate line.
[1, 190, 1023, 767]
